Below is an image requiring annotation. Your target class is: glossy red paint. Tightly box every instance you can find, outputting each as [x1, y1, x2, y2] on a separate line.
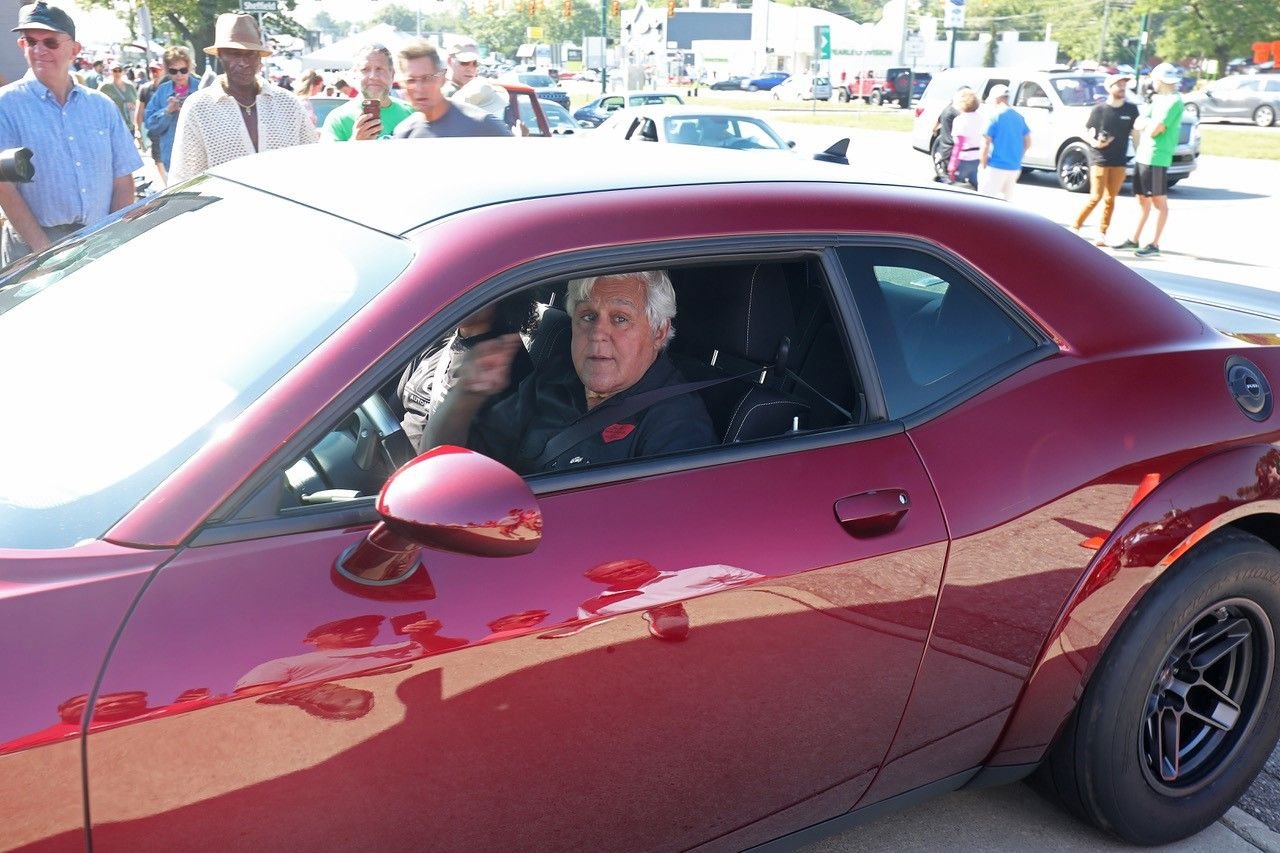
[82, 436, 947, 849]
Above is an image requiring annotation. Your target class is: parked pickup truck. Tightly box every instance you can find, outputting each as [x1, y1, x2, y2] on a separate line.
[835, 67, 929, 108]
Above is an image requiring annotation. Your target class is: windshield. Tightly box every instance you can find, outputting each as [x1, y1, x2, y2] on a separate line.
[1052, 75, 1107, 106]
[0, 181, 412, 549]
[518, 74, 556, 87]
[629, 94, 682, 106]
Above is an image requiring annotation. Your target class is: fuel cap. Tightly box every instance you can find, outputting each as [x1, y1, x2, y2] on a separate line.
[1226, 355, 1272, 421]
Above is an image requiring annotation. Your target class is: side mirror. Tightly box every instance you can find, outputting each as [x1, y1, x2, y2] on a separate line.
[1025, 96, 1052, 109]
[787, 140, 796, 148]
[336, 446, 542, 586]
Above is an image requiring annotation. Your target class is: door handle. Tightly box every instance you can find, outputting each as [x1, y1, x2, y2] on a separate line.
[834, 490, 910, 537]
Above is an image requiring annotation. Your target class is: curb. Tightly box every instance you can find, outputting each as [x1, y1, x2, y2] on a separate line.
[1223, 807, 1280, 852]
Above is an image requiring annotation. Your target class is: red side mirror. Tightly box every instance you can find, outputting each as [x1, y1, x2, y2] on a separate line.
[336, 446, 542, 586]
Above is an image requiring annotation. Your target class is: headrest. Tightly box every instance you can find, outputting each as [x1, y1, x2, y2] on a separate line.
[675, 264, 795, 365]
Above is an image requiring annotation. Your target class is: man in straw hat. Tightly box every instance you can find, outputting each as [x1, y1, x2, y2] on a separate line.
[169, 13, 316, 183]
[0, 1, 141, 266]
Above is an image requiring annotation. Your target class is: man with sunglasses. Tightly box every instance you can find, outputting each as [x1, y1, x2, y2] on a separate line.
[142, 46, 196, 185]
[0, 2, 141, 266]
[442, 42, 481, 97]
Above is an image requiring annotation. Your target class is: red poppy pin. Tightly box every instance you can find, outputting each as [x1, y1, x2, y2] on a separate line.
[601, 423, 635, 443]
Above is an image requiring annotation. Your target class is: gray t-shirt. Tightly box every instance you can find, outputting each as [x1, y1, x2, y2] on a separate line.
[393, 101, 512, 138]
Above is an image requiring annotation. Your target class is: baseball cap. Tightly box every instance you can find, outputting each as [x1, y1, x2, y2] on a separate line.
[12, 1, 75, 40]
[987, 83, 1009, 101]
[1104, 72, 1132, 88]
[1151, 62, 1181, 85]
[449, 42, 480, 63]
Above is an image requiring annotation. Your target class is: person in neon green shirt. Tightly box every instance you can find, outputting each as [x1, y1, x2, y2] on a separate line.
[322, 44, 416, 141]
[1121, 63, 1185, 257]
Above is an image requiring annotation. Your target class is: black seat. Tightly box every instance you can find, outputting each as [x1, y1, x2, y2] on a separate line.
[672, 264, 810, 442]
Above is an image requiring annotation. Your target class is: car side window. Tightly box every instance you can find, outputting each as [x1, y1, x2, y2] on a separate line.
[836, 246, 1039, 418]
[1015, 82, 1048, 106]
[1267, 80, 1280, 93]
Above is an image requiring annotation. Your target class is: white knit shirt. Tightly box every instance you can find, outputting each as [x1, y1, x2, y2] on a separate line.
[169, 78, 319, 183]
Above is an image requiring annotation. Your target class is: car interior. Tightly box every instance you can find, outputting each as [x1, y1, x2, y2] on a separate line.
[274, 248, 1039, 513]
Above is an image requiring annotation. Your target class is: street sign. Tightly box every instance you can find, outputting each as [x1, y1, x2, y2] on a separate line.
[814, 25, 831, 61]
[241, 0, 279, 11]
[527, 26, 544, 39]
[943, 0, 965, 29]
[906, 34, 923, 58]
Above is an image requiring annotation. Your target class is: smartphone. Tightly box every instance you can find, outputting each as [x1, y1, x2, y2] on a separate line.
[390, 611, 428, 635]
[361, 98, 380, 119]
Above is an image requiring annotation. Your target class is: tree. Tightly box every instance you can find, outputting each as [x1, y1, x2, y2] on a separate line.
[81, 0, 303, 74]
[1143, 0, 1275, 72]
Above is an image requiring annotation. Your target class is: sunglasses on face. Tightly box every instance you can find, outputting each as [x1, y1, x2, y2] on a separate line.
[168, 67, 189, 75]
[21, 35, 68, 50]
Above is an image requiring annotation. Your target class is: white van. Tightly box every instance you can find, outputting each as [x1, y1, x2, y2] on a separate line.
[910, 67, 1200, 192]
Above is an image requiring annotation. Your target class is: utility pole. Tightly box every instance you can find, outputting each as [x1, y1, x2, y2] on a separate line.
[600, 0, 608, 93]
[1097, 0, 1110, 63]
[1134, 11, 1149, 75]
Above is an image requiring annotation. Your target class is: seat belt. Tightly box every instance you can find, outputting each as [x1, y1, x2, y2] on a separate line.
[529, 368, 761, 470]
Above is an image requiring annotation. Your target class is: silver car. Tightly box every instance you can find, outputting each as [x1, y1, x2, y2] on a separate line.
[1185, 75, 1280, 127]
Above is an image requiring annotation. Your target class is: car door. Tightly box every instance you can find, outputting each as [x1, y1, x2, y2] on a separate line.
[83, 251, 948, 851]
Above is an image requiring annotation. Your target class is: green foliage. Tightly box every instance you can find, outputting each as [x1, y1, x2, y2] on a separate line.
[465, 0, 619, 57]
[1144, 0, 1276, 70]
[80, 0, 301, 73]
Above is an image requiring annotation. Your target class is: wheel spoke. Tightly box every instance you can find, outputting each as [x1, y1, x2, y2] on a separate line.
[1188, 617, 1250, 670]
[1188, 683, 1242, 732]
[1158, 706, 1181, 781]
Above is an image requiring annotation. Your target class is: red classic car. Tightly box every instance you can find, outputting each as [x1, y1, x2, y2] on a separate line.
[3, 141, 1280, 850]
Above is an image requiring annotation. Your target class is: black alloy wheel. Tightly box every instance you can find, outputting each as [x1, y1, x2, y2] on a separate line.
[1037, 529, 1280, 845]
[1140, 599, 1273, 794]
[1056, 142, 1091, 192]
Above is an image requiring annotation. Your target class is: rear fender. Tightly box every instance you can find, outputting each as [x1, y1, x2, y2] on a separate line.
[987, 442, 1280, 765]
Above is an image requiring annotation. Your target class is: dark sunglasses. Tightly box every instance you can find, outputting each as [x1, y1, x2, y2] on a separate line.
[168, 66, 189, 75]
[21, 35, 68, 50]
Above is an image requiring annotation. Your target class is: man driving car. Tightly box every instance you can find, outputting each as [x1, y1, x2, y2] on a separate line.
[421, 271, 716, 474]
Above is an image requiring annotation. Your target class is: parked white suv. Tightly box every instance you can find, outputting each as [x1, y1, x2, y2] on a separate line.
[911, 67, 1200, 192]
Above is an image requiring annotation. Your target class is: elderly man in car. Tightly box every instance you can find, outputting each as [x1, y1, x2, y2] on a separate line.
[422, 270, 716, 474]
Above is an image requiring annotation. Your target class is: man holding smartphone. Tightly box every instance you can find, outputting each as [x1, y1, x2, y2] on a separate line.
[322, 43, 415, 141]
[1072, 72, 1138, 246]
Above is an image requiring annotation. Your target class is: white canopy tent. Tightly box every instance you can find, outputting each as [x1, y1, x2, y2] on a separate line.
[298, 24, 419, 72]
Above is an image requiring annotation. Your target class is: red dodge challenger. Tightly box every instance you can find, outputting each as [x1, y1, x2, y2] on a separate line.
[3, 141, 1280, 850]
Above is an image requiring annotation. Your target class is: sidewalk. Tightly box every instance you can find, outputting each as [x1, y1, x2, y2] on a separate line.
[802, 782, 1280, 852]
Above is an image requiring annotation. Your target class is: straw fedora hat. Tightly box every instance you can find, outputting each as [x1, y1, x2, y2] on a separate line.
[204, 13, 272, 57]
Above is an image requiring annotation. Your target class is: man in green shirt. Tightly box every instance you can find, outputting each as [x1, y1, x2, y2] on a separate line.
[1121, 63, 1184, 257]
[321, 44, 415, 141]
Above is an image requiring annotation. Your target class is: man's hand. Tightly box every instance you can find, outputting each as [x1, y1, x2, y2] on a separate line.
[457, 334, 520, 397]
[352, 112, 383, 140]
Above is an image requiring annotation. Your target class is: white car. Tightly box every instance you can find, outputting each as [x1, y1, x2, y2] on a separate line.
[771, 75, 833, 102]
[911, 67, 1200, 192]
[593, 105, 850, 163]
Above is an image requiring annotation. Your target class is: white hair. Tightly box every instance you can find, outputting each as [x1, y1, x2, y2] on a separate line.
[566, 270, 677, 346]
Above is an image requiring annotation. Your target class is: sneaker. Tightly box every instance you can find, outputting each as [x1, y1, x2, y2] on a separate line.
[1134, 243, 1161, 257]
[1115, 239, 1140, 250]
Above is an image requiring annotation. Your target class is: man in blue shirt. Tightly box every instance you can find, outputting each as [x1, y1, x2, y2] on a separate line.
[0, 2, 141, 266]
[978, 84, 1031, 201]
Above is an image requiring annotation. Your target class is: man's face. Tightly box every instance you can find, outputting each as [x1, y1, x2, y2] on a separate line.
[1109, 79, 1129, 98]
[356, 50, 393, 100]
[17, 29, 78, 83]
[449, 51, 479, 87]
[571, 275, 667, 404]
[398, 54, 445, 114]
[219, 47, 262, 90]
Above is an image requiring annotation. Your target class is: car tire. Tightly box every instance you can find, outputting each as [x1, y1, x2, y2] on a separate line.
[1056, 142, 1091, 192]
[1254, 105, 1276, 128]
[836, 88, 849, 103]
[1184, 103, 1200, 121]
[1038, 529, 1280, 846]
[869, 90, 882, 107]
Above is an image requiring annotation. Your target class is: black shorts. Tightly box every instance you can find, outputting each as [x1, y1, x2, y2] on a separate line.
[149, 134, 161, 163]
[1134, 163, 1168, 197]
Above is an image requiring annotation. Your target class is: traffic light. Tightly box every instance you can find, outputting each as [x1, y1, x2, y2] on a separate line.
[610, 0, 620, 15]
[563, 0, 572, 16]
[667, 0, 675, 15]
